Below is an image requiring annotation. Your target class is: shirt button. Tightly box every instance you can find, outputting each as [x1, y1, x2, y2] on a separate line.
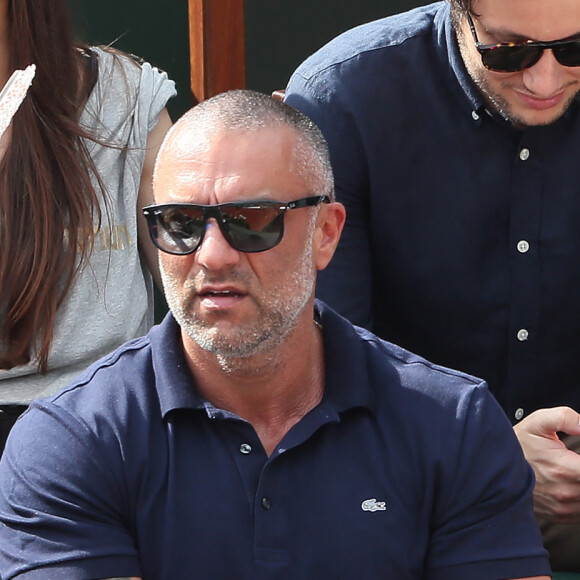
[471, 110, 480, 121]
[517, 328, 529, 341]
[515, 408, 525, 421]
[239, 443, 252, 455]
[519, 148, 530, 161]
[517, 240, 530, 253]
[261, 497, 272, 510]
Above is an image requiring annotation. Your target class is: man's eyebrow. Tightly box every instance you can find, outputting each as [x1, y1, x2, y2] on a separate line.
[478, 22, 534, 43]
[482, 22, 580, 43]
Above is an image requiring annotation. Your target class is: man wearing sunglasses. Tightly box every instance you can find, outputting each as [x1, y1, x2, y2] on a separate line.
[285, 0, 580, 571]
[0, 90, 550, 579]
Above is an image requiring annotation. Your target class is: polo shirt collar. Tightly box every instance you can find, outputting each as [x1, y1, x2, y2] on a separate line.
[149, 313, 205, 416]
[150, 304, 376, 419]
[315, 300, 376, 414]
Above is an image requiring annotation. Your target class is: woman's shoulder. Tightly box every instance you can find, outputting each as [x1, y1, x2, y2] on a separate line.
[89, 46, 142, 84]
[88, 46, 173, 102]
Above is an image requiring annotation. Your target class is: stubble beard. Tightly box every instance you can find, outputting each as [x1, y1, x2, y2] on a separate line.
[468, 68, 579, 127]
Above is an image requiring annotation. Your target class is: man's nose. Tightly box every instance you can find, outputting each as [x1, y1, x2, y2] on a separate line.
[522, 50, 567, 97]
[195, 219, 241, 269]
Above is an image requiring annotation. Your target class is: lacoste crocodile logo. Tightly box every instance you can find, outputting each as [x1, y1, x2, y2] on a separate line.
[361, 498, 387, 512]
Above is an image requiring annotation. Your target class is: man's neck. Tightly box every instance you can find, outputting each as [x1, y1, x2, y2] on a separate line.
[183, 317, 325, 456]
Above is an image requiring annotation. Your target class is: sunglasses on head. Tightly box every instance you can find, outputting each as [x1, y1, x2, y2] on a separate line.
[466, 12, 580, 72]
[142, 195, 330, 255]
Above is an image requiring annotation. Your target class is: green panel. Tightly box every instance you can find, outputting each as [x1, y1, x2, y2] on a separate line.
[245, 0, 423, 93]
[66, 0, 193, 120]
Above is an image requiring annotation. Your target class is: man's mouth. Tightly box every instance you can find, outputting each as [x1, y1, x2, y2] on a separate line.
[513, 87, 567, 111]
[201, 290, 243, 298]
[198, 287, 247, 309]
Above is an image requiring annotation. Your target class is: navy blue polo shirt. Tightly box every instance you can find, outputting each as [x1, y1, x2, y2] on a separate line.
[285, 2, 580, 423]
[0, 302, 548, 579]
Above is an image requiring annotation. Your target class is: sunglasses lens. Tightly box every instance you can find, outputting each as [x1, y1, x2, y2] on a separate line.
[221, 205, 284, 252]
[554, 42, 580, 66]
[482, 45, 541, 72]
[152, 207, 205, 254]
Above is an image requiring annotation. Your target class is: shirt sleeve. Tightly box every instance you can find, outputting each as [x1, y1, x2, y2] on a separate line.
[425, 382, 550, 579]
[0, 402, 142, 580]
[285, 65, 375, 330]
[131, 56, 177, 147]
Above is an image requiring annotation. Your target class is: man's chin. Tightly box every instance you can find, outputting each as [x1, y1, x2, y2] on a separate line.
[187, 326, 269, 359]
[496, 90, 578, 128]
[509, 106, 570, 128]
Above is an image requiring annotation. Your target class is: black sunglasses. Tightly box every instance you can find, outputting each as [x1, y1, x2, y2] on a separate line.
[467, 12, 580, 72]
[142, 195, 330, 255]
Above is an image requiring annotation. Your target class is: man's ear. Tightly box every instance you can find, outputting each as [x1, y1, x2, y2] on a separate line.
[314, 201, 346, 271]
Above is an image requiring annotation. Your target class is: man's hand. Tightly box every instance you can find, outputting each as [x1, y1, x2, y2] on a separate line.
[514, 406, 580, 523]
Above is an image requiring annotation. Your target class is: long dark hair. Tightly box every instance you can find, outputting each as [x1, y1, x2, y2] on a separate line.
[0, 0, 101, 371]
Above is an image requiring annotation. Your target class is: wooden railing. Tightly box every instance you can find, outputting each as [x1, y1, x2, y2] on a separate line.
[188, 0, 246, 103]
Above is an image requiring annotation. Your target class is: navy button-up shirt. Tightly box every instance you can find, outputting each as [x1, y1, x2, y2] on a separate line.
[285, 1, 580, 422]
